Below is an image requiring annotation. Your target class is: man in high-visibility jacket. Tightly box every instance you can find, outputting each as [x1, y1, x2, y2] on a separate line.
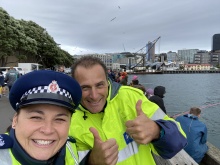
[69, 56, 187, 165]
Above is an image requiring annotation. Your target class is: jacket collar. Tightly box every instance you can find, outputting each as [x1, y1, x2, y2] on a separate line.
[9, 129, 66, 165]
[184, 114, 199, 120]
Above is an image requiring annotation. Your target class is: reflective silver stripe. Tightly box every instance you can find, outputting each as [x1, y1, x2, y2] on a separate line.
[174, 120, 185, 131]
[0, 149, 13, 165]
[151, 108, 166, 120]
[78, 150, 90, 162]
[118, 140, 139, 162]
[66, 141, 79, 165]
[151, 108, 183, 134]
[77, 141, 140, 163]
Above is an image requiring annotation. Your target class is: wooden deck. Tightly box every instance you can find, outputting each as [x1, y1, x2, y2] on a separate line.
[153, 142, 220, 165]
[200, 142, 220, 165]
[153, 149, 198, 165]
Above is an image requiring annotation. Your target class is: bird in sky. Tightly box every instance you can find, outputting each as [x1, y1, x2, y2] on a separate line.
[110, 17, 116, 21]
[118, 6, 121, 9]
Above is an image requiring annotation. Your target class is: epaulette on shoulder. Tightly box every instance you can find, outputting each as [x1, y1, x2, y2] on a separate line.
[0, 134, 13, 149]
[67, 136, 76, 143]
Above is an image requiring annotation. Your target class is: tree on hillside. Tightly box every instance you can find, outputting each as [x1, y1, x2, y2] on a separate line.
[19, 20, 70, 68]
[0, 7, 18, 66]
[0, 7, 74, 68]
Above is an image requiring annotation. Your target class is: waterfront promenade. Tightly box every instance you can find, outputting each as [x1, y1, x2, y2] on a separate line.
[0, 95, 14, 133]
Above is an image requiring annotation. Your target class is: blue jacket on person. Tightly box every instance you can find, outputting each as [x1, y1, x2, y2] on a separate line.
[176, 114, 208, 163]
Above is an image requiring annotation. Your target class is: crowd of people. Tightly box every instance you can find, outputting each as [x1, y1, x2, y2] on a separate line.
[108, 70, 167, 115]
[0, 56, 209, 164]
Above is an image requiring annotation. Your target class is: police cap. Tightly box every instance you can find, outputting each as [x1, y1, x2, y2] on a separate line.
[9, 70, 82, 112]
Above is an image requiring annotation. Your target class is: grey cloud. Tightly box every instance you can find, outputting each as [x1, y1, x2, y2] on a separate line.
[1, 0, 220, 54]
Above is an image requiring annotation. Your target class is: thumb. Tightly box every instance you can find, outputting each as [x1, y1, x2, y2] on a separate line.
[136, 100, 145, 116]
[89, 127, 103, 144]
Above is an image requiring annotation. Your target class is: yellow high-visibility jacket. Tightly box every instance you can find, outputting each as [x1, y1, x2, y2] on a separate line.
[69, 80, 187, 164]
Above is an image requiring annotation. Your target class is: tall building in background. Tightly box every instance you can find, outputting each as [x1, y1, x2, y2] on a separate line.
[178, 49, 199, 64]
[212, 34, 220, 52]
[167, 51, 178, 62]
[146, 41, 155, 62]
[194, 51, 210, 64]
[210, 53, 220, 66]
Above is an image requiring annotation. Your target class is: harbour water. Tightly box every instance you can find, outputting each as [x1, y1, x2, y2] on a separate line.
[128, 73, 220, 150]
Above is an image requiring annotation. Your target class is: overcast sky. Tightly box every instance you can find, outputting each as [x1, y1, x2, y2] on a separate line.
[1, 0, 220, 55]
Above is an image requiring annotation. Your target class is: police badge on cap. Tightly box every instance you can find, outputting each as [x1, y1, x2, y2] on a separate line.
[48, 80, 59, 93]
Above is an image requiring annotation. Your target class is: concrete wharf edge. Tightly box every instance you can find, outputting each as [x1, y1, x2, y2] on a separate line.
[154, 141, 220, 165]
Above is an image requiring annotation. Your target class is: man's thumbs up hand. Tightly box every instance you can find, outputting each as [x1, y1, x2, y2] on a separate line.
[90, 127, 103, 145]
[125, 100, 161, 144]
[88, 127, 119, 165]
[136, 99, 147, 116]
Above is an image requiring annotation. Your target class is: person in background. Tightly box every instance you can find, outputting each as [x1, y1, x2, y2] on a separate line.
[130, 75, 146, 95]
[146, 88, 154, 99]
[149, 86, 167, 114]
[123, 70, 128, 84]
[69, 56, 187, 165]
[4, 66, 20, 92]
[115, 72, 121, 83]
[176, 107, 208, 164]
[0, 70, 82, 165]
[129, 75, 138, 85]
[108, 69, 116, 82]
[0, 71, 4, 98]
[58, 65, 65, 73]
[119, 71, 127, 85]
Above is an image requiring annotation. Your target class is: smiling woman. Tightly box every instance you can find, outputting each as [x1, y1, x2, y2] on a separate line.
[0, 70, 82, 165]
[13, 104, 71, 161]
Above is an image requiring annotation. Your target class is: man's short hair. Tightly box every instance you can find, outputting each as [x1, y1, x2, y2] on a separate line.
[189, 107, 201, 116]
[71, 56, 108, 79]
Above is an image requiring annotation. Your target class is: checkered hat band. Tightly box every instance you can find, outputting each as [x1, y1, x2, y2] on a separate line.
[21, 86, 73, 101]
